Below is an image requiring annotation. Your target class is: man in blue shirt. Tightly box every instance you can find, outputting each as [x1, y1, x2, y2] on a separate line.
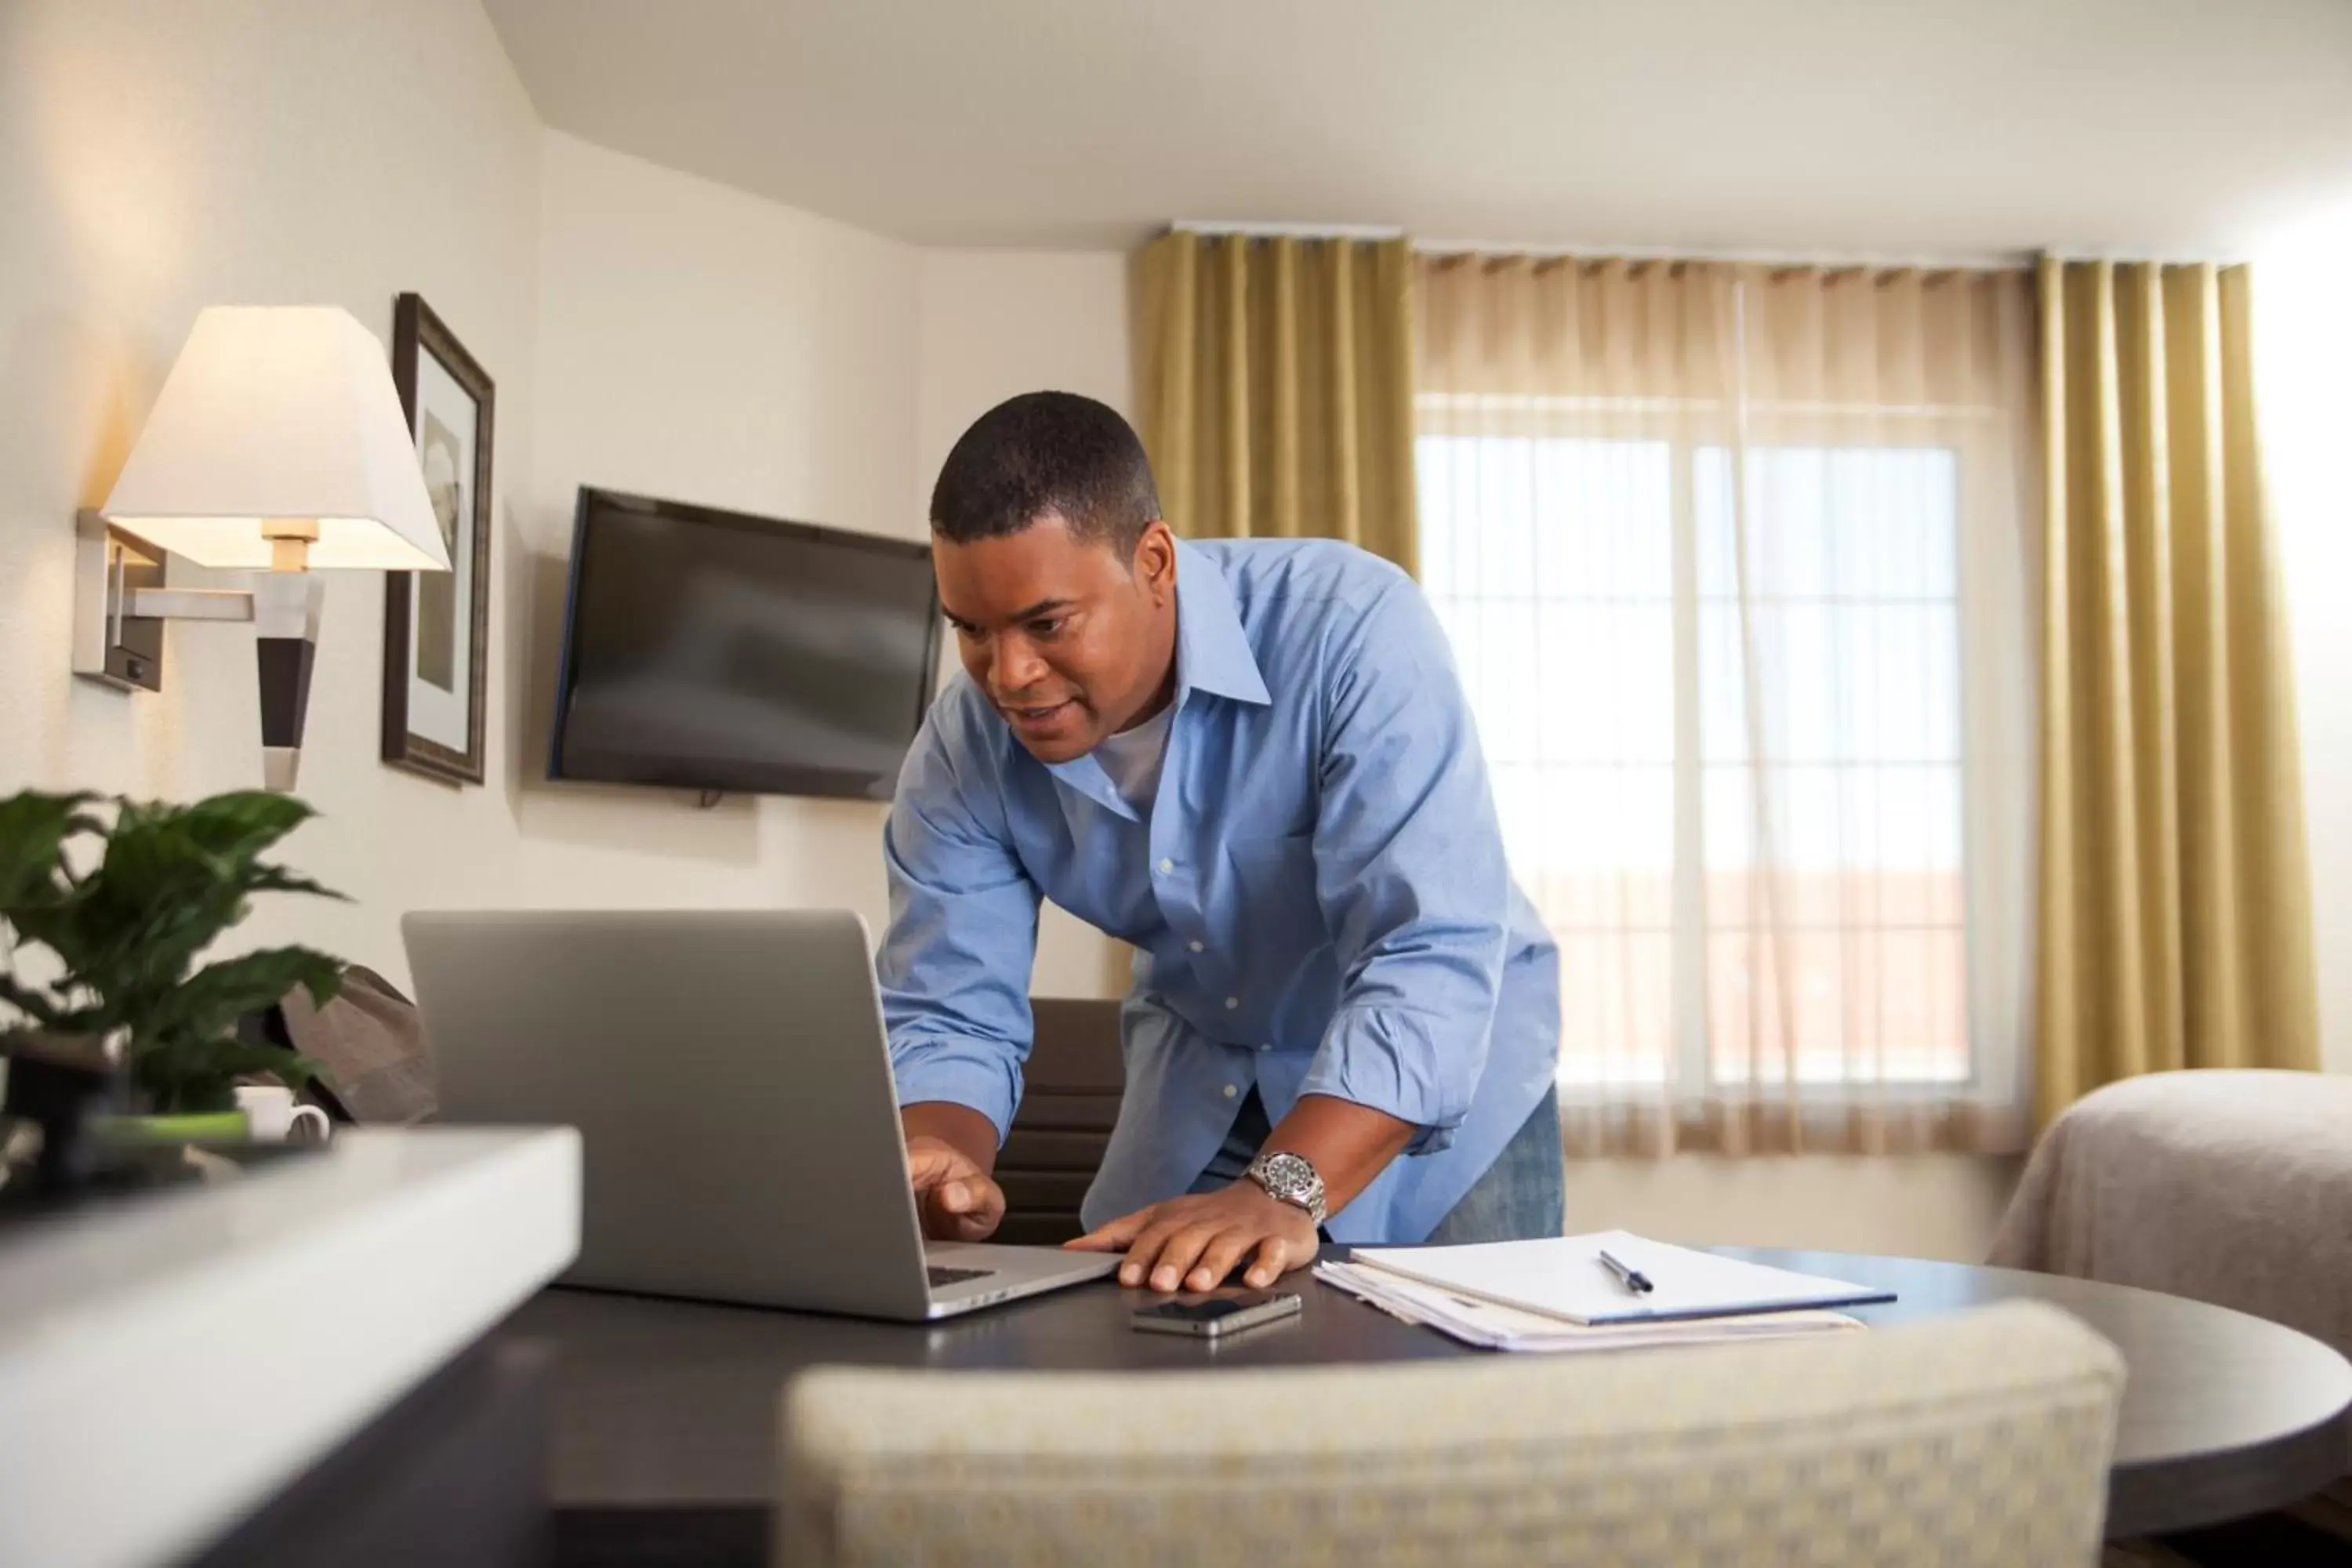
[883, 391, 1560, 1294]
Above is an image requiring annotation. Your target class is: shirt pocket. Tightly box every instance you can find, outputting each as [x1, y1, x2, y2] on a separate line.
[1223, 831, 1327, 949]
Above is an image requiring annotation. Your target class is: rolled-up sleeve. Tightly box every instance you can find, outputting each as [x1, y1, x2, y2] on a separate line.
[877, 709, 1040, 1143]
[1296, 580, 1511, 1155]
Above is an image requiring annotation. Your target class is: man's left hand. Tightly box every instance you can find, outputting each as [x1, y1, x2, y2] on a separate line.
[1066, 1181, 1320, 1292]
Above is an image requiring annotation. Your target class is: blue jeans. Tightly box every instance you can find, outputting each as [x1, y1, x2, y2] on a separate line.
[1190, 1084, 1565, 1243]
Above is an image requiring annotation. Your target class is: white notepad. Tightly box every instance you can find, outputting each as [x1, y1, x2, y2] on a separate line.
[1345, 1230, 1894, 1326]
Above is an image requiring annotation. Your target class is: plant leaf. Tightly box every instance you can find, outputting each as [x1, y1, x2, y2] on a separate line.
[172, 791, 320, 862]
[138, 948, 343, 1058]
[0, 790, 103, 918]
[243, 866, 350, 902]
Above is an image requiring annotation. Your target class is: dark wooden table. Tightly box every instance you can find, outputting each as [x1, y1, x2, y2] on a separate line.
[506, 1247, 2352, 1563]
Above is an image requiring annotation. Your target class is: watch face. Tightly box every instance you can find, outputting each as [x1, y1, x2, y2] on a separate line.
[1253, 1152, 1324, 1218]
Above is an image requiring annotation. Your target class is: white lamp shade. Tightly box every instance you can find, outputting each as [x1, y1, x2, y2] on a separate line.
[101, 306, 452, 572]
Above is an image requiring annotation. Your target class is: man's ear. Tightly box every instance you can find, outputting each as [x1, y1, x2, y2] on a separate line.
[1134, 520, 1178, 604]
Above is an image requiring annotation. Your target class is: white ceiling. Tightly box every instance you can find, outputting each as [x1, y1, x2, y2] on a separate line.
[482, 0, 2352, 256]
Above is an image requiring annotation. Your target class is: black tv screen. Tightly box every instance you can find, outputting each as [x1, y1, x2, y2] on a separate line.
[548, 488, 941, 800]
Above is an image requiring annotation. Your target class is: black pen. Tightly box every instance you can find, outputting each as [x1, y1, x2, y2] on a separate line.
[1597, 1247, 1654, 1295]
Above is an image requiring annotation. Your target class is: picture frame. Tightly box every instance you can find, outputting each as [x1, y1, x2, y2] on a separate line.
[383, 292, 493, 786]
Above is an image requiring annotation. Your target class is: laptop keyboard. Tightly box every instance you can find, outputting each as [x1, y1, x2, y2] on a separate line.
[927, 1265, 996, 1288]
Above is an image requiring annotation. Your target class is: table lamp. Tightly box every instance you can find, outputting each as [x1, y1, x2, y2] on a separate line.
[71, 306, 451, 789]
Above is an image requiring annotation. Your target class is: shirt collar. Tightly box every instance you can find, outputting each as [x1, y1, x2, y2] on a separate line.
[1171, 537, 1272, 709]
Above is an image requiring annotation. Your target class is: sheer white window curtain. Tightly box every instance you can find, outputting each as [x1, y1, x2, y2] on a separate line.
[1416, 256, 2038, 1155]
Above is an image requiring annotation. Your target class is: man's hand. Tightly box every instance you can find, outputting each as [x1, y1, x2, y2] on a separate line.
[1067, 1181, 1319, 1292]
[906, 1134, 1006, 1242]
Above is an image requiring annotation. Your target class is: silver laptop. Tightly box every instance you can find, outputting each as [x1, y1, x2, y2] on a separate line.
[402, 909, 1119, 1319]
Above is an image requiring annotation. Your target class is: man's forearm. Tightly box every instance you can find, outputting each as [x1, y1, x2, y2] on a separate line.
[901, 1100, 1000, 1174]
[1262, 1093, 1417, 1216]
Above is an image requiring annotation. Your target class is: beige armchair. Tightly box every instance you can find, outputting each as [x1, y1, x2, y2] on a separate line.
[779, 1300, 2124, 1567]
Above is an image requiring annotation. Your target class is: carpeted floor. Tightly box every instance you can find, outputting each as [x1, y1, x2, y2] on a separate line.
[2108, 1479, 2352, 1566]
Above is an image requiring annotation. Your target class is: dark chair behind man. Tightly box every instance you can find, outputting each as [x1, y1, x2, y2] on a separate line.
[989, 1000, 1123, 1245]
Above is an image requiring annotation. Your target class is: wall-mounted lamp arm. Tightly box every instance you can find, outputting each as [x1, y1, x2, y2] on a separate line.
[124, 588, 255, 622]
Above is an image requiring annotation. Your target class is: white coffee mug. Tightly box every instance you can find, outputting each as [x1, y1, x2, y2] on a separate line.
[235, 1084, 331, 1144]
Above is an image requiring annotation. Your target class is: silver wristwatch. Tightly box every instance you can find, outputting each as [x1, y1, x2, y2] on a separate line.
[1245, 1149, 1327, 1226]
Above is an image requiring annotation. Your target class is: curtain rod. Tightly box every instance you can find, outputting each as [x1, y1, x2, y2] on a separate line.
[2038, 245, 2254, 267]
[1171, 223, 2247, 271]
[1169, 222, 2031, 272]
[1171, 220, 1408, 240]
[1417, 238, 2034, 272]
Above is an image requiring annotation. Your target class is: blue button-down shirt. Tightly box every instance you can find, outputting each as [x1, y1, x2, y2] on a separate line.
[878, 537, 1559, 1243]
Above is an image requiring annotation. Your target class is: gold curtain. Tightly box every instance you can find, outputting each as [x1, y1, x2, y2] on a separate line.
[2037, 256, 2321, 1123]
[1135, 230, 1419, 574]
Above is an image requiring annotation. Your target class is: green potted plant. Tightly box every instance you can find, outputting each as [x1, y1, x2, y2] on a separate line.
[0, 789, 347, 1146]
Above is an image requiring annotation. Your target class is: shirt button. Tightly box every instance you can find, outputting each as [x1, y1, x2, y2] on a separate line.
[1225, 996, 1239, 1010]
[1158, 858, 1174, 874]
[1189, 940, 1204, 953]
[1258, 1043, 1273, 1052]
[1223, 1083, 1239, 1098]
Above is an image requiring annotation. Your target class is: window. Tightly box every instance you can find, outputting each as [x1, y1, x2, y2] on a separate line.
[1424, 434, 1973, 1092]
[1413, 256, 2035, 1152]
[1422, 434, 1678, 1087]
[1693, 445, 1968, 1089]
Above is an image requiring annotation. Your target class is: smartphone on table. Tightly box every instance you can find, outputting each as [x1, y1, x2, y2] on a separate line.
[1131, 1291, 1304, 1338]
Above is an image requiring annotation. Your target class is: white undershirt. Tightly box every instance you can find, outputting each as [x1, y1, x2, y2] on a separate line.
[1092, 701, 1174, 815]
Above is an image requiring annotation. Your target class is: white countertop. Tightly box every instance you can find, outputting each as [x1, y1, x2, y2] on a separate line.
[0, 1127, 581, 1568]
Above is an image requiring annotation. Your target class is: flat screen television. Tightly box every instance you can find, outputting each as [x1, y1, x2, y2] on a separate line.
[548, 487, 942, 800]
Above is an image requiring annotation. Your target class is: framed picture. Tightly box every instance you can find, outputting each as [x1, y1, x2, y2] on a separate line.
[383, 292, 493, 786]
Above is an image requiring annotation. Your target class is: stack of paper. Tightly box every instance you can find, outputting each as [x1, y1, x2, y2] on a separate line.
[1315, 1230, 1892, 1354]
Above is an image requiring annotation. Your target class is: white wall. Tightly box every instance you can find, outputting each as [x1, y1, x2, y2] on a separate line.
[916, 250, 1138, 999]
[513, 131, 922, 937]
[0, 0, 543, 975]
[2255, 203, 2352, 1075]
[915, 251, 1136, 485]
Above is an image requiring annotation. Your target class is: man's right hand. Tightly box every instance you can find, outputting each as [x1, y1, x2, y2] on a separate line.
[906, 1134, 1007, 1242]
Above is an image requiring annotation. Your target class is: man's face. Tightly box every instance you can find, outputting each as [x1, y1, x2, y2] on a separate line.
[934, 513, 1178, 764]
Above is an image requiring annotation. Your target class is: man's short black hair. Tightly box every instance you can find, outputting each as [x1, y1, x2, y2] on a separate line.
[930, 391, 1161, 557]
